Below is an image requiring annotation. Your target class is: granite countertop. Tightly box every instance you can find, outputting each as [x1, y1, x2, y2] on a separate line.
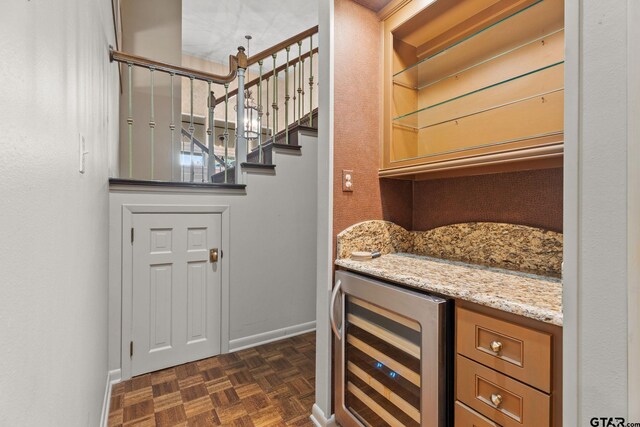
[335, 253, 563, 326]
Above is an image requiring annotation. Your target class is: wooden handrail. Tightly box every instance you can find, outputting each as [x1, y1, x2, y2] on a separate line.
[216, 47, 319, 105]
[247, 25, 318, 67]
[110, 47, 241, 84]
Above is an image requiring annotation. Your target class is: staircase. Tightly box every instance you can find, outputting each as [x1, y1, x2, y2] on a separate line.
[109, 26, 319, 188]
[212, 109, 318, 184]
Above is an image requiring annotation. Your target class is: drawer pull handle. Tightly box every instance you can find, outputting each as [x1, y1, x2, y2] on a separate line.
[490, 341, 503, 354]
[491, 393, 503, 407]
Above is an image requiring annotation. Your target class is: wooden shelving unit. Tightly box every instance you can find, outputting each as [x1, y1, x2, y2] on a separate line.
[381, 0, 565, 179]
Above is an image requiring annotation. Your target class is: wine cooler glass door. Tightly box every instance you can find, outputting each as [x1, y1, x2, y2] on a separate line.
[344, 294, 422, 426]
[333, 271, 448, 427]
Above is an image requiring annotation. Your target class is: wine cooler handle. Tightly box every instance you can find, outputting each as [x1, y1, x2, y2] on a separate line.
[330, 279, 343, 340]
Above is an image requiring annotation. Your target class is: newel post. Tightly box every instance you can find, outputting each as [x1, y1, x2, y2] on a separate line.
[235, 46, 248, 185]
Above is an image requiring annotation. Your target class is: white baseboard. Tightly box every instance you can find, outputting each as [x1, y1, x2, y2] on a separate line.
[310, 403, 337, 427]
[228, 321, 316, 353]
[100, 369, 122, 427]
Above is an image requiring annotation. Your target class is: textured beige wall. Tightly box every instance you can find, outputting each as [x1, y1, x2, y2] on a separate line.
[333, 0, 414, 253]
[119, 0, 182, 181]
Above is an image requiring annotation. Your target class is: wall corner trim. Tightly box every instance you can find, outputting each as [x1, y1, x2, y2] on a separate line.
[100, 369, 122, 427]
[310, 403, 338, 427]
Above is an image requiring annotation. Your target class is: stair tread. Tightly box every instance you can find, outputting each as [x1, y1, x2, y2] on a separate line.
[212, 115, 318, 184]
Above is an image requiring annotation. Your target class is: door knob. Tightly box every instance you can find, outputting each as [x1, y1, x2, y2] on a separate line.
[210, 248, 219, 263]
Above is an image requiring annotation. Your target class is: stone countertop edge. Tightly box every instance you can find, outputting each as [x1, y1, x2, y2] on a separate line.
[335, 253, 563, 326]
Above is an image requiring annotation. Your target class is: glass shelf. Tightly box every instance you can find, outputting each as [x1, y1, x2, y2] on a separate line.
[391, 88, 564, 162]
[393, 61, 564, 129]
[392, 0, 564, 91]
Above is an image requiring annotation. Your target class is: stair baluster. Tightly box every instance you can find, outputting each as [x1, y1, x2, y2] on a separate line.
[265, 77, 271, 142]
[207, 86, 215, 181]
[272, 53, 278, 138]
[292, 61, 297, 124]
[285, 46, 290, 145]
[258, 60, 264, 163]
[149, 68, 156, 179]
[189, 77, 195, 183]
[297, 41, 303, 125]
[309, 36, 314, 128]
[301, 54, 306, 125]
[169, 73, 176, 181]
[127, 62, 133, 178]
[218, 135, 225, 176]
[224, 83, 230, 184]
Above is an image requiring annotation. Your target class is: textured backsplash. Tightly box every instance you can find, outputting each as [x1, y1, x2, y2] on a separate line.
[336, 220, 414, 260]
[337, 220, 563, 277]
[412, 168, 563, 232]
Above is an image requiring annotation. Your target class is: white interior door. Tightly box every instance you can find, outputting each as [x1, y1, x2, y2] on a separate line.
[131, 213, 221, 376]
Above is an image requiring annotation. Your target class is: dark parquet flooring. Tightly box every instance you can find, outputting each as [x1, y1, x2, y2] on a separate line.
[108, 332, 316, 426]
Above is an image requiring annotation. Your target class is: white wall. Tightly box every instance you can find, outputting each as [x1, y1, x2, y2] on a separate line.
[564, 0, 635, 423]
[628, 0, 640, 418]
[0, 0, 119, 425]
[108, 132, 318, 376]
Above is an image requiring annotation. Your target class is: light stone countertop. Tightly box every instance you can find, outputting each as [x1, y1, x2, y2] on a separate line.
[335, 253, 563, 326]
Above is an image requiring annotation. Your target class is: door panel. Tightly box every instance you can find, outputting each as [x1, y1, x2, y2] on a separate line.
[131, 213, 221, 376]
[149, 263, 172, 352]
[187, 261, 207, 343]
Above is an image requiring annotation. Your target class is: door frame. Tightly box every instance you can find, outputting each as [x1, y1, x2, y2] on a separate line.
[120, 204, 230, 380]
[628, 0, 640, 416]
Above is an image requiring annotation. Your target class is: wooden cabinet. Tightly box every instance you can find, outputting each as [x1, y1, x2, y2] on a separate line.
[380, 0, 565, 179]
[457, 307, 552, 392]
[454, 303, 562, 427]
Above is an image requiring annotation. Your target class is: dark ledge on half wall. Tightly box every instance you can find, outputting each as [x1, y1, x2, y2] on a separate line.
[272, 143, 302, 152]
[240, 162, 276, 170]
[109, 178, 246, 190]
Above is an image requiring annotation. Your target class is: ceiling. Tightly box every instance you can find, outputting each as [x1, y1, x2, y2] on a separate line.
[351, 0, 395, 12]
[183, 0, 318, 65]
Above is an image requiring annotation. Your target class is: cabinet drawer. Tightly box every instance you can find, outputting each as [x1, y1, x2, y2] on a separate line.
[456, 307, 552, 392]
[457, 355, 550, 427]
[455, 401, 500, 427]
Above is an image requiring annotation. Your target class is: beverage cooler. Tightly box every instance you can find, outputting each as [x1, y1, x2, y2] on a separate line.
[331, 271, 452, 427]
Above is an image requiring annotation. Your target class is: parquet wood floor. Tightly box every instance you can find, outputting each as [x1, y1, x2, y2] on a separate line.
[108, 332, 316, 426]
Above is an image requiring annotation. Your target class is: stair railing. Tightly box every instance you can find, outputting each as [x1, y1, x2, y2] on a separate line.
[217, 25, 319, 163]
[180, 128, 230, 169]
[110, 25, 318, 185]
[110, 46, 248, 184]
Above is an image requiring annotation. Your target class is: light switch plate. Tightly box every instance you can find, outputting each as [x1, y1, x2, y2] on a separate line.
[342, 169, 353, 192]
[78, 133, 87, 174]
